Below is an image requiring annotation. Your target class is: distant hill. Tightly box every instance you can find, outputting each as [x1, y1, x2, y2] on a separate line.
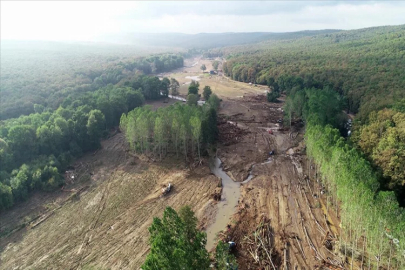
[96, 30, 342, 48]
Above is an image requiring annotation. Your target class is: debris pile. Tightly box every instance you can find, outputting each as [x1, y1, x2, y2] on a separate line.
[217, 116, 248, 146]
[212, 187, 222, 201]
[243, 94, 268, 103]
[241, 216, 281, 269]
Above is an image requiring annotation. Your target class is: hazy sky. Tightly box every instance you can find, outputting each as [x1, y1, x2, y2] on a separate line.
[2, 1, 405, 41]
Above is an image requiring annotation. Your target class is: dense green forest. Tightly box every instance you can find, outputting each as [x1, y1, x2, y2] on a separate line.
[353, 102, 405, 192]
[0, 41, 184, 120]
[0, 45, 185, 211]
[219, 24, 405, 121]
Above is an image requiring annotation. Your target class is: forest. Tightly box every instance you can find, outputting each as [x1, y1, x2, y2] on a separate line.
[0, 69, 186, 211]
[0, 41, 184, 120]
[120, 94, 219, 161]
[353, 101, 405, 195]
[306, 123, 405, 268]
[220, 24, 405, 121]
[98, 30, 342, 50]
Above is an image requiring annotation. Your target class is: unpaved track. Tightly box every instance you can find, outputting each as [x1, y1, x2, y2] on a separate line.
[216, 96, 343, 269]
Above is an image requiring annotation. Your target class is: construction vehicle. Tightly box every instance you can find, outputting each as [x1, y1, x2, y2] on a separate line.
[161, 183, 172, 195]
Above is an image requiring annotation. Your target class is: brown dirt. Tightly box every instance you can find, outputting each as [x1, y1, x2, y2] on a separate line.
[215, 96, 344, 269]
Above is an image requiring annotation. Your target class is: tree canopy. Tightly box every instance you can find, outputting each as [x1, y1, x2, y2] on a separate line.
[120, 98, 219, 161]
[212, 61, 219, 71]
[1, 46, 184, 121]
[218, 25, 405, 121]
[141, 206, 210, 270]
[0, 71, 188, 211]
[188, 80, 200, 95]
[200, 64, 207, 72]
[203, 86, 212, 101]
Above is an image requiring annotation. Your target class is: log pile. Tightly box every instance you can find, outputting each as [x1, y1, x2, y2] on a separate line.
[241, 216, 279, 269]
[212, 187, 222, 201]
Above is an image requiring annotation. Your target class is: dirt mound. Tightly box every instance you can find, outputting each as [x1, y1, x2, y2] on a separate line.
[243, 94, 268, 103]
[217, 116, 249, 146]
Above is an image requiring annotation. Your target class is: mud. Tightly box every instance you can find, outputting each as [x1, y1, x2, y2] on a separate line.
[206, 157, 241, 250]
[215, 95, 344, 269]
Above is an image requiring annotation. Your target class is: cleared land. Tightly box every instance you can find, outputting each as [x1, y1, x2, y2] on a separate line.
[0, 132, 218, 269]
[0, 57, 343, 269]
[160, 57, 268, 99]
[215, 96, 343, 269]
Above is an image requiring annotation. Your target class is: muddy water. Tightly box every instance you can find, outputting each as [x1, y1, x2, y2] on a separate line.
[206, 157, 241, 250]
[206, 157, 263, 250]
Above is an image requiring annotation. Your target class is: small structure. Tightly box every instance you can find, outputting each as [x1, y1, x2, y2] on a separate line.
[209, 70, 217, 75]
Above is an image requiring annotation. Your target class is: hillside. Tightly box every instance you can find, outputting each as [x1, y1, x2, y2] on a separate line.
[217, 24, 405, 120]
[95, 30, 342, 49]
[0, 41, 181, 120]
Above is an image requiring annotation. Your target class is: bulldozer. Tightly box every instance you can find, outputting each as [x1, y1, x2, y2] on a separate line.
[161, 183, 172, 195]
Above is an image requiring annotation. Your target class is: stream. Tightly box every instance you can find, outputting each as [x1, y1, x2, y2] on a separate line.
[206, 157, 241, 250]
[205, 157, 271, 250]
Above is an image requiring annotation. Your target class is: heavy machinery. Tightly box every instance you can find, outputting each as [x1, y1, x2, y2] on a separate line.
[161, 183, 172, 195]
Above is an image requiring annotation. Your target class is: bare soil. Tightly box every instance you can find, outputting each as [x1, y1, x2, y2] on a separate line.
[215, 96, 344, 269]
[0, 132, 218, 270]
